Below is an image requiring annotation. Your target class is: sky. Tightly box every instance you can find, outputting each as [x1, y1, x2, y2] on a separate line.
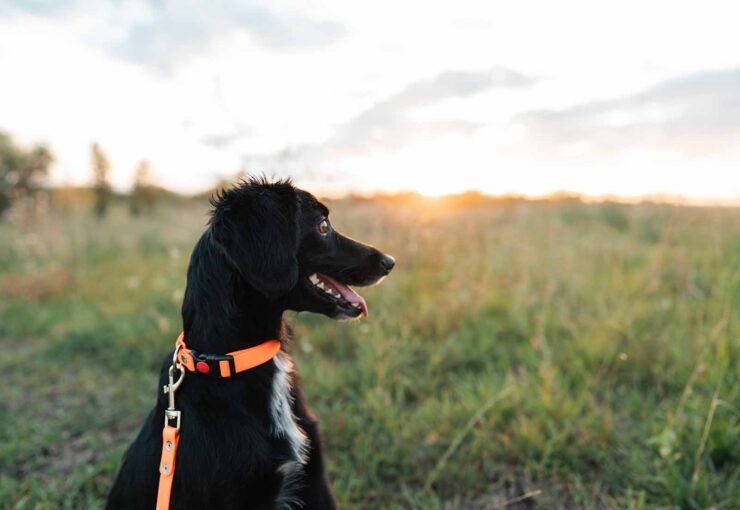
[1, 0, 739, 202]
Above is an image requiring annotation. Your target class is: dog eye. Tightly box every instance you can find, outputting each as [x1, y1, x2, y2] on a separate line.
[317, 219, 330, 235]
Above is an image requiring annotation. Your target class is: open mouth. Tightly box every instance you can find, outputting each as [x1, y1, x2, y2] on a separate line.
[307, 273, 368, 318]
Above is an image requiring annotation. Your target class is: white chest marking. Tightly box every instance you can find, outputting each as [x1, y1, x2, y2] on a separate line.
[270, 352, 309, 509]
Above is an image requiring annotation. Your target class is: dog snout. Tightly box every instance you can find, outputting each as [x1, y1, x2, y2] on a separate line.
[379, 254, 395, 274]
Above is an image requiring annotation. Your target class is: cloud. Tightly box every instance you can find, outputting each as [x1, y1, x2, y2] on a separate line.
[200, 124, 252, 149]
[246, 67, 535, 168]
[2, 0, 345, 72]
[364, 68, 534, 117]
[330, 68, 533, 152]
[516, 68, 740, 157]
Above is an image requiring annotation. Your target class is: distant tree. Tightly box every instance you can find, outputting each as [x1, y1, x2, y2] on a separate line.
[91, 142, 112, 218]
[129, 160, 158, 215]
[0, 131, 53, 217]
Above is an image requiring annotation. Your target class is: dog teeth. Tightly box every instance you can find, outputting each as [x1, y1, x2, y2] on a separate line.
[308, 274, 345, 302]
[351, 303, 361, 309]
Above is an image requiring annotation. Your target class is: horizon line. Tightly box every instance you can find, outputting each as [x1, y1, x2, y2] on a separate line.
[47, 184, 740, 208]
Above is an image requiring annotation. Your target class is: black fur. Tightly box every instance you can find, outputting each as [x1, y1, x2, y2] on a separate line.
[107, 178, 394, 509]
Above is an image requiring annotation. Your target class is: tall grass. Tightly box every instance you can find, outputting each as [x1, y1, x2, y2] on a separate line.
[0, 199, 737, 509]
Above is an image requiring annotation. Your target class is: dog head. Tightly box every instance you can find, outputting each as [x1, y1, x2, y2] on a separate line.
[208, 178, 394, 320]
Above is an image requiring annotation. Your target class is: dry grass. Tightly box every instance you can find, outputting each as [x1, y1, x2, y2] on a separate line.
[0, 197, 738, 509]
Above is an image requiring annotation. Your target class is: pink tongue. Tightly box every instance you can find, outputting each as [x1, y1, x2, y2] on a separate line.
[318, 274, 368, 317]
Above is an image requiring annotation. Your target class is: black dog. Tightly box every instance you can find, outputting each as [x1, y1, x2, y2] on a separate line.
[107, 178, 394, 509]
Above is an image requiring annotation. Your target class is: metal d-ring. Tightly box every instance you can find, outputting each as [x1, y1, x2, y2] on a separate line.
[172, 342, 184, 366]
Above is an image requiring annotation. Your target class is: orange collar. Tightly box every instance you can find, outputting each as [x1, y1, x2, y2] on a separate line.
[174, 333, 281, 378]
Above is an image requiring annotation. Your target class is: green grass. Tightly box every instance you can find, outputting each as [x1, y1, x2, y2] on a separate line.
[0, 198, 738, 509]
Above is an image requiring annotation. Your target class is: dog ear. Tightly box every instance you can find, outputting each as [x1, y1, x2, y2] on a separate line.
[210, 185, 299, 300]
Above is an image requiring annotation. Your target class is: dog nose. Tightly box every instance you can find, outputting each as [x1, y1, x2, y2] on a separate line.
[380, 254, 396, 273]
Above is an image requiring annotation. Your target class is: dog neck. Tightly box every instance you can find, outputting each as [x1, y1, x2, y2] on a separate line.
[178, 234, 310, 471]
[181, 233, 287, 354]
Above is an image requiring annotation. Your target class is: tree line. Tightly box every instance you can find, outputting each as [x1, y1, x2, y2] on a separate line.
[0, 131, 163, 219]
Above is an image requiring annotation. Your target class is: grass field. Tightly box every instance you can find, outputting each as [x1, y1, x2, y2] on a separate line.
[0, 196, 738, 509]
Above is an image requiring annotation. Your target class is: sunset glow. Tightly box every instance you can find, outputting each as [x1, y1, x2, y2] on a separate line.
[1, 1, 739, 203]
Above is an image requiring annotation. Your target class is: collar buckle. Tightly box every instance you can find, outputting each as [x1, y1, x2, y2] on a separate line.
[188, 349, 235, 377]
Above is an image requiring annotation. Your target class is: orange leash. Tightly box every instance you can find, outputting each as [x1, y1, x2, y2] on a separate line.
[155, 333, 281, 510]
[155, 425, 180, 510]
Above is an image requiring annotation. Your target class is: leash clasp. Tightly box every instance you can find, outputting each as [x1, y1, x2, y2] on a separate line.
[164, 409, 181, 430]
[163, 344, 186, 430]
